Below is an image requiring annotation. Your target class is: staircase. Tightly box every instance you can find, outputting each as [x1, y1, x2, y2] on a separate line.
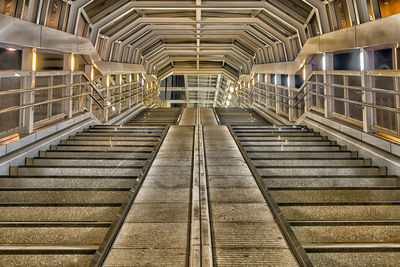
[0, 108, 179, 266]
[231, 124, 400, 266]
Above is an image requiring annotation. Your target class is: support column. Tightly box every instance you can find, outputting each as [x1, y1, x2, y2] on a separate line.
[21, 48, 35, 134]
[63, 54, 74, 119]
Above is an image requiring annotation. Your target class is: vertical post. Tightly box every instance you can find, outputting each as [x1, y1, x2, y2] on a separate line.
[128, 74, 132, 108]
[103, 75, 109, 121]
[63, 53, 74, 119]
[117, 74, 122, 114]
[275, 74, 281, 114]
[288, 74, 295, 121]
[84, 64, 93, 113]
[304, 64, 312, 113]
[21, 47, 36, 134]
[361, 48, 374, 132]
[323, 52, 334, 118]
[344, 75, 349, 117]
[395, 76, 400, 136]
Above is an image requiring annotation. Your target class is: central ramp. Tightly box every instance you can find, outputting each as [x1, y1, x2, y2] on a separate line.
[203, 125, 298, 266]
[104, 125, 194, 266]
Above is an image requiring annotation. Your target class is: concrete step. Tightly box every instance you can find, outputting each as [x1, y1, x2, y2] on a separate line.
[264, 176, 398, 188]
[77, 132, 161, 137]
[232, 125, 305, 129]
[0, 246, 96, 267]
[83, 129, 163, 133]
[236, 132, 317, 137]
[307, 248, 400, 267]
[61, 140, 157, 146]
[0, 205, 120, 222]
[0, 190, 129, 204]
[239, 136, 325, 141]
[42, 151, 150, 159]
[291, 221, 400, 243]
[70, 136, 159, 141]
[254, 158, 370, 167]
[244, 145, 343, 152]
[90, 125, 164, 130]
[0, 222, 109, 245]
[257, 166, 385, 177]
[28, 158, 146, 167]
[51, 145, 154, 152]
[248, 151, 356, 159]
[281, 204, 400, 221]
[10, 166, 142, 177]
[241, 140, 334, 146]
[0, 177, 137, 189]
[234, 128, 309, 133]
[271, 188, 400, 203]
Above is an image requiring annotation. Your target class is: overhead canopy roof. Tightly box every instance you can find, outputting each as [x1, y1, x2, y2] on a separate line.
[80, 0, 328, 80]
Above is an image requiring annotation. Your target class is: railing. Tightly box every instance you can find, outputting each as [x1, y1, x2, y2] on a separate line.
[0, 71, 158, 137]
[246, 70, 400, 137]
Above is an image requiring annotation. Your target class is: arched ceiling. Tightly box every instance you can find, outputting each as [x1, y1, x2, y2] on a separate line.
[78, 0, 329, 80]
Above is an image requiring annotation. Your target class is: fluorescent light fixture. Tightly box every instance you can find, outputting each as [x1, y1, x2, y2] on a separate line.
[360, 50, 365, 71]
[288, 78, 291, 88]
[106, 75, 110, 87]
[107, 101, 111, 106]
[71, 54, 75, 72]
[230, 87, 234, 93]
[322, 53, 326, 71]
[274, 75, 277, 85]
[90, 66, 94, 81]
[32, 49, 37, 71]
[112, 106, 116, 111]
[6, 48, 16, 52]
[303, 67, 306, 81]
[226, 100, 230, 106]
[228, 94, 232, 100]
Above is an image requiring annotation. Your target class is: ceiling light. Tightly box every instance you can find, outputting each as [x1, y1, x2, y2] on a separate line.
[6, 48, 16, 52]
[228, 94, 232, 100]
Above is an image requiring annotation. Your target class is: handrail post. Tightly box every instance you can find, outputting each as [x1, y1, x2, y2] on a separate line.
[128, 74, 132, 108]
[275, 74, 281, 115]
[21, 47, 35, 134]
[63, 53, 74, 119]
[304, 64, 312, 113]
[84, 64, 93, 113]
[323, 52, 334, 118]
[361, 48, 374, 132]
[117, 74, 122, 114]
[104, 75, 109, 121]
[288, 75, 295, 121]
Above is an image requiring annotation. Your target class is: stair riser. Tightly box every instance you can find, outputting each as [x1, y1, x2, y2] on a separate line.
[0, 227, 108, 245]
[0, 191, 129, 204]
[293, 225, 400, 243]
[264, 177, 398, 188]
[12, 167, 141, 177]
[239, 136, 324, 141]
[282, 205, 400, 221]
[248, 152, 354, 159]
[241, 141, 333, 146]
[0, 206, 119, 222]
[30, 159, 146, 167]
[52, 146, 154, 152]
[0, 255, 94, 267]
[254, 159, 368, 167]
[245, 146, 341, 152]
[272, 190, 400, 203]
[258, 168, 383, 177]
[0, 178, 136, 189]
[308, 252, 400, 267]
[43, 151, 150, 159]
[63, 141, 157, 146]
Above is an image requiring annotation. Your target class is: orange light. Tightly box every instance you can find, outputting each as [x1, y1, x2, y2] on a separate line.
[90, 66, 94, 81]
[32, 49, 37, 71]
[71, 54, 75, 72]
